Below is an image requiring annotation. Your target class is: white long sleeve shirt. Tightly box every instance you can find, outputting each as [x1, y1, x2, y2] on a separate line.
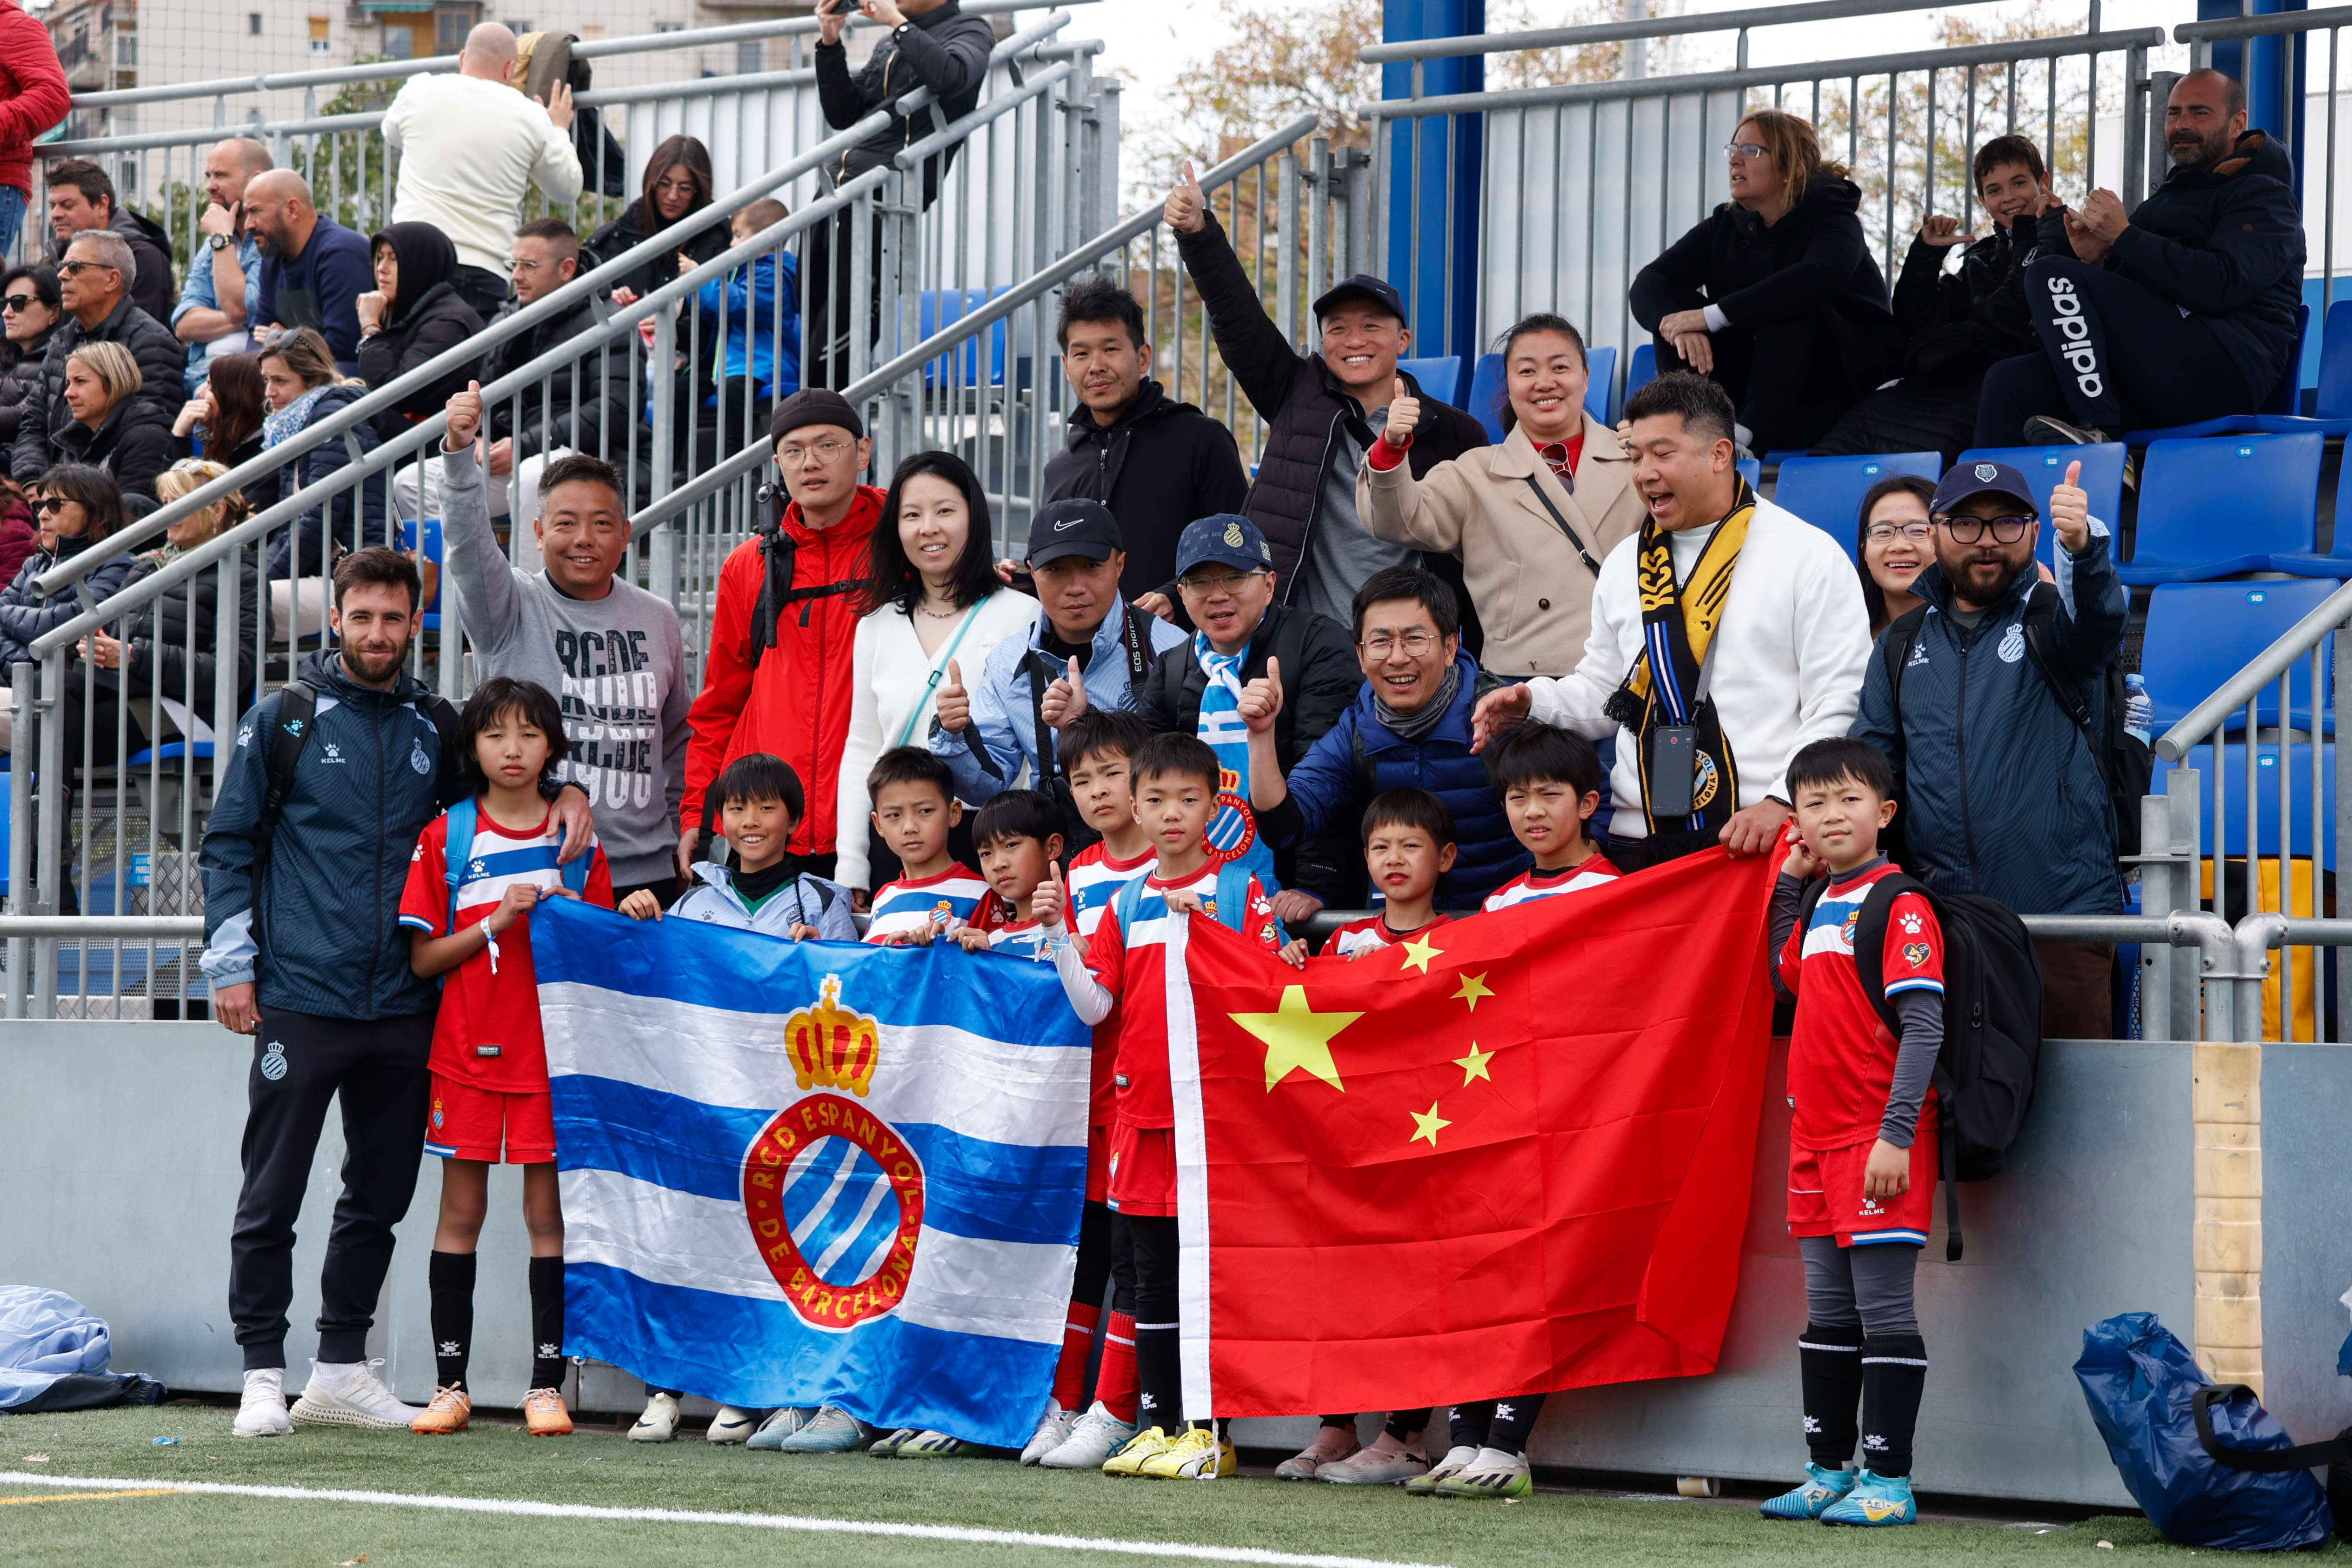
[382, 73, 584, 276]
[1525, 495, 1873, 840]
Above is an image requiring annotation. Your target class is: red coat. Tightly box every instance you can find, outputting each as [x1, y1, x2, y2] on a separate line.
[0, 501, 31, 585]
[0, 7, 67, 200]
[681, 485, 884, 856]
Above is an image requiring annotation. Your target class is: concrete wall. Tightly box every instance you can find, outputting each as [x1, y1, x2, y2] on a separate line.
[3, 1023, 2344, 1507]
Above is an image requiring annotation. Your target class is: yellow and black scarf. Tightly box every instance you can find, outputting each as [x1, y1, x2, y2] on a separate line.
[1600, 479, 1755, 837]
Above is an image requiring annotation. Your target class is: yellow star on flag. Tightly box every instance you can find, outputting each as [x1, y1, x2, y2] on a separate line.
[1453, 1044, 1494, 1086]
[1231, 985, 1362, 1093]
[1453, 971, 1493, 1011]
[1409, 1101, 1451, 1146]
[1397, 933, 1444, 974]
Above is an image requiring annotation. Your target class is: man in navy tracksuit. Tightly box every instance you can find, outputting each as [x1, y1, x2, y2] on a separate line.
[1849, 460, 2128, 1039]
[198, 547, 593, 1438]
[1975, 68, 2305, 445]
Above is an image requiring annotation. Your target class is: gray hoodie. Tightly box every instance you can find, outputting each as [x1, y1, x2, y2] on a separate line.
[440, 443, 690, 887]
[669, 861, 859, 942]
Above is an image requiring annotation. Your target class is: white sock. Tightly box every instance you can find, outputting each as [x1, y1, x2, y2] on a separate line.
[312, 1360, 363, 1382]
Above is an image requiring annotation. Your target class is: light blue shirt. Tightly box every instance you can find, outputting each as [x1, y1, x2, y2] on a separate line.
[171, 232, 262, 394]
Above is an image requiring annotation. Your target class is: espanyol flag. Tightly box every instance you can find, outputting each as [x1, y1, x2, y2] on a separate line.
[533, 899, 1090, 1446]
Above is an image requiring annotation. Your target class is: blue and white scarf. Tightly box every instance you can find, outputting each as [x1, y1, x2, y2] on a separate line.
[261, 385, 331, 450]
[1193, 633, 1271, 877]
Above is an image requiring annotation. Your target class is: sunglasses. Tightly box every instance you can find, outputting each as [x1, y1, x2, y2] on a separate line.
[36, 496, 70, 514]
[56, 260, 113, 277]
[1, 294, 35, 312]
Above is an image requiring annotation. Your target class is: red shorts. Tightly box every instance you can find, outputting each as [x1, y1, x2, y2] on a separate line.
[426, 1073, 556, 1164]
[1105, 1120, 1175, 1217]
[1086, 1123, 1110, 1205]
[1787, 1132, 1937, 1246]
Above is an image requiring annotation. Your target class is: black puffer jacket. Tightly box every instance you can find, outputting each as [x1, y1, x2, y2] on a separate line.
[260, 381, 387, 579]
[1039, 378, 1248, 610]
[586, 205, 732, 305]
[476, 294, 634, 465]
[52, 397, 173, 516]
[0, 534, 137, 667]
[356, 280, 484, 437]
[10, 297, 182, 483]
[814, 0, 997, 205]
[1889, 209, 2052, 380]
[90, 543, 268, 723]
[1173, 210, 1491, 651]
[0, 327, 53, 447]
[1135, 601, 1365, 903]
[1630, 176, 1892, 341]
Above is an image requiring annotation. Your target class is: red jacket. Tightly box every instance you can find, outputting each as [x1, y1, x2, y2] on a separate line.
[682, 484, 884, 856]
[0, 7, 67, 200]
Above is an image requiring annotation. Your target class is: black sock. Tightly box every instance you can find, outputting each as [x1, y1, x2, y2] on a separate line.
[1319, 1413, 1357, 1431]
[528, 1255, 567, 1391]
[1133, 1320, 1180, 1432]
[1859, 1334, 1928, 1477]
[1487, 1393, 1545, 1453]
[1799, 1322, 1866, 1467]
[1448, 1401, 1491, 1453]
[1386, 1408, 1432, 1443]
[428, 1250, 476, 1393]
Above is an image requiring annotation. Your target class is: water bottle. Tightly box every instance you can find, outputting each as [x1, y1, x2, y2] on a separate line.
[2123, 673, 2152, 745]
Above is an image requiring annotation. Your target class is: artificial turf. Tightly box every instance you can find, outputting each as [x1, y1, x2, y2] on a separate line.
[0, 1403, 2321, 1568]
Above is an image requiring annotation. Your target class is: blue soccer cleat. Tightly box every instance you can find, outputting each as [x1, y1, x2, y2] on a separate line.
[1820, 1468, 1917, 1526]
[1759, 1462, 1856, 1520]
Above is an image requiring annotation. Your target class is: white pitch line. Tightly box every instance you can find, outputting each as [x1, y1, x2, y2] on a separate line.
[0, 1472, 1454, 1568]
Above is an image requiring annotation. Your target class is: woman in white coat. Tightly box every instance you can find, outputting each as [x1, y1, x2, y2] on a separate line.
[836, 449, 1039, 898]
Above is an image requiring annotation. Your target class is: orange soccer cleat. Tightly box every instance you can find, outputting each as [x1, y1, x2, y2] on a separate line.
[523, 1387, 573, 1437]
[411, 1385, 472, 1435]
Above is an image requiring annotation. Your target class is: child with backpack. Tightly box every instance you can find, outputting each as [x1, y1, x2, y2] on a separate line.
[1762, 736, 1944, 1526]
[625, 753, 855, 942]
[398, 678, 613, 1439]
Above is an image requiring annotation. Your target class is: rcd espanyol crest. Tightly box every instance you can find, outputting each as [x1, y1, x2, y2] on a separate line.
[741, 974, 925, 1330]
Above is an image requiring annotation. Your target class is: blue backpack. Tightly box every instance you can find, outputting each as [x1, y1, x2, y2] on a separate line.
[1110, 860, 1277, 941]
[441, 795, 593, 934]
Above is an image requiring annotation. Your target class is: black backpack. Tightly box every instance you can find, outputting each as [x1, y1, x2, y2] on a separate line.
[1881, 583, 2153, 856]
[747, 483, 863, 670]
[1798, 870, 2044, 1261]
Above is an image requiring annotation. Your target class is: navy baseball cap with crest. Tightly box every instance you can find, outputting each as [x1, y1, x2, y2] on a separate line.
[1174, 514, 1273, 579]
[1932, 459, 2040, 516]
[1026, 497, 1124, 567]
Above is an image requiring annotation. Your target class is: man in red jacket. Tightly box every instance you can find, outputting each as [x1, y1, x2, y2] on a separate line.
[680, 389, 881, 879]
[0, 5, 67, 261]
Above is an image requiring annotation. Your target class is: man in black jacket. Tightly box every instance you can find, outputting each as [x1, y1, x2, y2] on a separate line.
[1164, 161, 1491, 654]
[806, 0, 998, 387]
[11, 227, 181, 483]
[1976, 69, 2305, 446]
[44, 158, 172, 324]
[1041, 276, 1247, 621]
[1135, 514, 1363, 912]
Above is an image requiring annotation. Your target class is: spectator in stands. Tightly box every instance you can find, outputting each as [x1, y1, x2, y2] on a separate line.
[0, 7, 67, 260]
[1133, 512, 1362, 914]
[382, 23, 581, 322]
[0, 477, 30, 586]
[593, 135, 730, 307]
[835, 449, 1040, 897]
[0, 464, 139, 754]
[53, 340, 170, 518]
[173, 351, 266, 469]
[1976, 70, 2305, 447]
[255, 327, 385, 579]
[356, 223, 485, 438]
[682, 390, 886, 880]
[1472, 372, 1871, 868]
[393, 220, 627, 528]
[1852, 459, 2125, 1040]
[439, 380, 693, 907]
[805, 0, 998, 388]
[1040, 277, 1248, 621]
[10, 229, 180, 486]
[691, 198, 800, 468]
[1855, 474, 1937, 637]
[173, 138, 272, 396]
[1631, 110, 1892, 455]
[930, 495, 1186, 814]
[1815, 134, 2054, 462]
[0, 263, 60, 449]
[1165, 162, 1490, 647]
[1241, 563, 1522, 909]
[44, 159, 171, 324]
[1359, 312, 1644, 681]
[246, 170, 371, 373]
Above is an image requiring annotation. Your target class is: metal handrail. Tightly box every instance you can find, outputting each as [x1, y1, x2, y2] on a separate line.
[2153, 578, 2352, 763]
[2176, 4, 2352, 44]
[0, 917, 204, 939]
[29, 8, 1078, 601]
[1360, 0, 2059, 64]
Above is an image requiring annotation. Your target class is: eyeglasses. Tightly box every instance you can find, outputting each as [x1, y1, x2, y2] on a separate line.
[1935, 513, 2037, 543]
[1359, 631, 1439, 658]
[778, 438, 854, 466]
[1177, 569, 1264, 596]
[1864, 520, 1936, 544]
[1, 294, 35, 312]
[36, 496, 69, 514]
[1724, 140, 1770, 160]
[55, 260, 113, 277]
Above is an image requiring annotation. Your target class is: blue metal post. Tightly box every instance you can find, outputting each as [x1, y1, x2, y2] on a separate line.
[2196, 0, 2307, 160]
[1382, 0, 1484, 360]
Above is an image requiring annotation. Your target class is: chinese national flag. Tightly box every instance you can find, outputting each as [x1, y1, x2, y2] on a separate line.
[1168, 848, 1778, 1418]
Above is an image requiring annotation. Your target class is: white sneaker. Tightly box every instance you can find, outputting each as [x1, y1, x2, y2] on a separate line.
[1039, 1400, 1139, 1469]
[233, 1368, 291, 1438]
[1276, 1423, 1361, 1480]
[746, 1406, 819, 1452]
[288, 1359, 422, 1431]
[629, 1391, 681, 1442]
[1020, 1400, 1079, 1466]
[706, 1405, 759, 1444]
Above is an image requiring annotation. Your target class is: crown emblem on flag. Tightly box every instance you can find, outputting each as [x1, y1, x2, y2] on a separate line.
[784, 974, 881, 1098]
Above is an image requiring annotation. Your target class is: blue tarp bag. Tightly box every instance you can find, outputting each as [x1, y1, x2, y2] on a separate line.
[2074, 1311, 2337, 1551]
[0, 1287, 164, 1413]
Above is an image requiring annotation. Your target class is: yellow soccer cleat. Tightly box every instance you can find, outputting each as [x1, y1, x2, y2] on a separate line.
[1140, 1425, 1234, 1481]
[1101, 1425, 1175, 1477]
[523, 1386, 573, 1437]
[410, 1385, 471, 1435]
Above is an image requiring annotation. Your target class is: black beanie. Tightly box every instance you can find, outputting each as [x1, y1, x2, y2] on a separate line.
[768, 388, 865, 447]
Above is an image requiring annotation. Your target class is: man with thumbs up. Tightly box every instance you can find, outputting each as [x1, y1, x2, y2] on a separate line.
[1849, 458, 2130, 1040]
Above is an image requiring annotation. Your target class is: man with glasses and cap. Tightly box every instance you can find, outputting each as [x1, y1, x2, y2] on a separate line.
[1850, 456, 2127, 1040]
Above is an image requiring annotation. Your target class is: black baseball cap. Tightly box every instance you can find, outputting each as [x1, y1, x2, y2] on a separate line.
[1932, 459, 2039, 516]
[1174, 513, 1273, 578]
[1311, 273, 1406, 324]
[1026, 497, 1124, 567]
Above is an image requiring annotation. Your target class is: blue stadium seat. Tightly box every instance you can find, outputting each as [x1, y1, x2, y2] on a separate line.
[2123, 303, 2308, 443]
[1582, 344, 1615, 425]
[2254, 300, 2352, 438]
[2115, 431, 2323, 585]
[2140, 579, 2337, 734]
[1769, 452, 1943, 560]
[919, 288, 1010, 387]
[1624, 342, 1656, 405]
[1465, 353, 1506, 441]
[1737, 456, 1761, 490]
[1396, 355, 1464, 408]
[2179, 742, 2337, 857]
[122, 741, 216, 768]
[1955, 442, 2127, 570]
[399, 518, 444, 631]
[1761, 449, 1810, 467]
